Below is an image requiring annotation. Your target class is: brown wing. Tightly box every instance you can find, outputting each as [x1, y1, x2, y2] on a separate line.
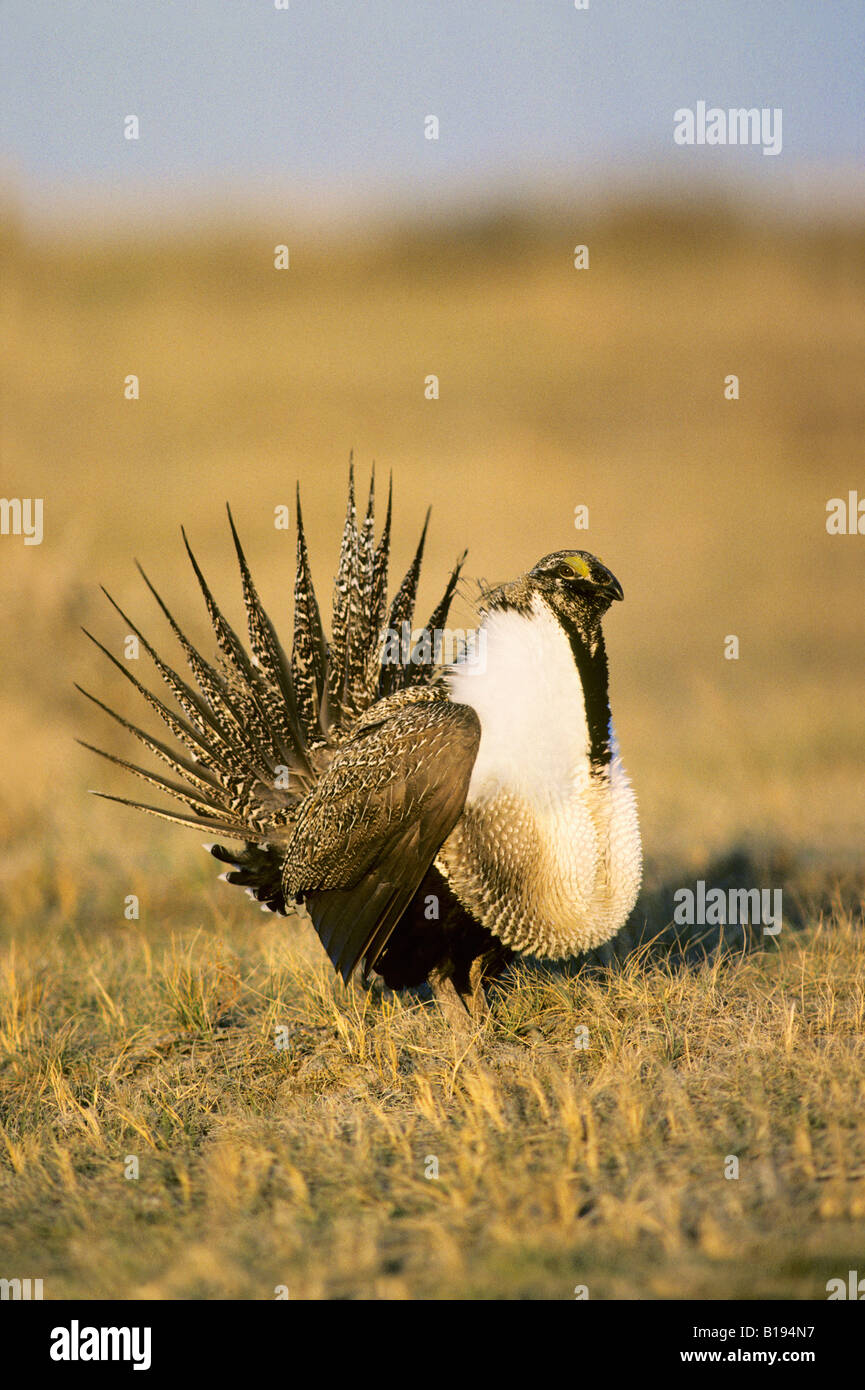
[284, 695, 481, 983]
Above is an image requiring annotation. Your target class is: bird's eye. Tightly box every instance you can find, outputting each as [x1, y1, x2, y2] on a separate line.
[556, 563, 577, 579]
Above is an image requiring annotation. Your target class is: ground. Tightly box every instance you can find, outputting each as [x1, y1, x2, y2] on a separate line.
[1, 864, 864, 1299]
[1, 200, 863, 1298]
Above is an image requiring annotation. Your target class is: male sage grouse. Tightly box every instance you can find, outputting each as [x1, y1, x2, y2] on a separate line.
[80, 466, 641, 1024]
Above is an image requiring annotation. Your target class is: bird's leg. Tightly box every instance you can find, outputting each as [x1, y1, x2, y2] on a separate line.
[428, 965, 476, 1032]
[465, 943, 515, 1017]
[466, 954, 493, 1021]
[428, 952, 501, 1028]
[428, 942, 514, 1030]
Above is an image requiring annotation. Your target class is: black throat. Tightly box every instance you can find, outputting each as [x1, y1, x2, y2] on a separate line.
[486, 581, 615, 776]
[553, 606, 613, 775]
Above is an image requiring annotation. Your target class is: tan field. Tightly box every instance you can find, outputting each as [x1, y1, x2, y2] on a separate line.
[1, 198, 863, 1298]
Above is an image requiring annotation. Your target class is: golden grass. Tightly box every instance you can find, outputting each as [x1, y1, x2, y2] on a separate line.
[0, 198, 863, 1297]
[1, 899, 864, 1299]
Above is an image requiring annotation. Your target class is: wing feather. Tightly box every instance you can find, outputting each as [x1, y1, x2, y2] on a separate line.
[286, 696, 480, 982]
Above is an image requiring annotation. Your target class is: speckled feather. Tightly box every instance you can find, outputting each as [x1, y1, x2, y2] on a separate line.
[82, 475, 641, 992]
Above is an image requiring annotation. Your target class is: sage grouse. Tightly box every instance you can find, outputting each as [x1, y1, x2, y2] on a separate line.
[80, 467, 642, 1022]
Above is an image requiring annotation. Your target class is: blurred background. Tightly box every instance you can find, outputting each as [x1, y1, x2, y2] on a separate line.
[1, 1, 863, 930]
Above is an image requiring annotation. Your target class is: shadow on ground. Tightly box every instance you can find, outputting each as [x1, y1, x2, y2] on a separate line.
[534, 844, 865, 982]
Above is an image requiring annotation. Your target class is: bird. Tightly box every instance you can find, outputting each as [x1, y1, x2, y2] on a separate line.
[79, 464, 642, 1025]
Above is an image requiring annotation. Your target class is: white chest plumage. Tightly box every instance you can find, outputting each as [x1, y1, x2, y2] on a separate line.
[441, 596, 642, 957]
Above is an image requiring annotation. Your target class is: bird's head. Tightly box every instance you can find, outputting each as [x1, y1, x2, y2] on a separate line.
[525, 550, 624, 656]
[527, 550, 623, 642]
[528, 549, 623, 606]
[477, 550, 624, 647]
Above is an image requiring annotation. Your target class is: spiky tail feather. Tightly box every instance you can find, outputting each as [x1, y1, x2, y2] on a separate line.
[80, 463, 467, 892]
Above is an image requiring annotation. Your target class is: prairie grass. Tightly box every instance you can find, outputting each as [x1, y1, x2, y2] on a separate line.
[0, 198, 863, 1297]
[1, 885, 864, 1299]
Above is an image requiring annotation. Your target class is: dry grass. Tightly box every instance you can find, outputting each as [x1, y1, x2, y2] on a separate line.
[1, 894, 864, 1299]
[0, 197, 863, 1298]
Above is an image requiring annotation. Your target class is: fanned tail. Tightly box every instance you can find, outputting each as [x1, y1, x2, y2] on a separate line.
[80, 465, 468, 890]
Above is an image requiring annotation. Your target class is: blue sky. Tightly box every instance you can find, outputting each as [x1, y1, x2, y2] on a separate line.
[3, 1, 863, 221]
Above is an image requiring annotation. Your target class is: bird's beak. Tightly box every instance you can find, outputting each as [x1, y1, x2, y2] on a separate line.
[595, 565, 624, 602]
